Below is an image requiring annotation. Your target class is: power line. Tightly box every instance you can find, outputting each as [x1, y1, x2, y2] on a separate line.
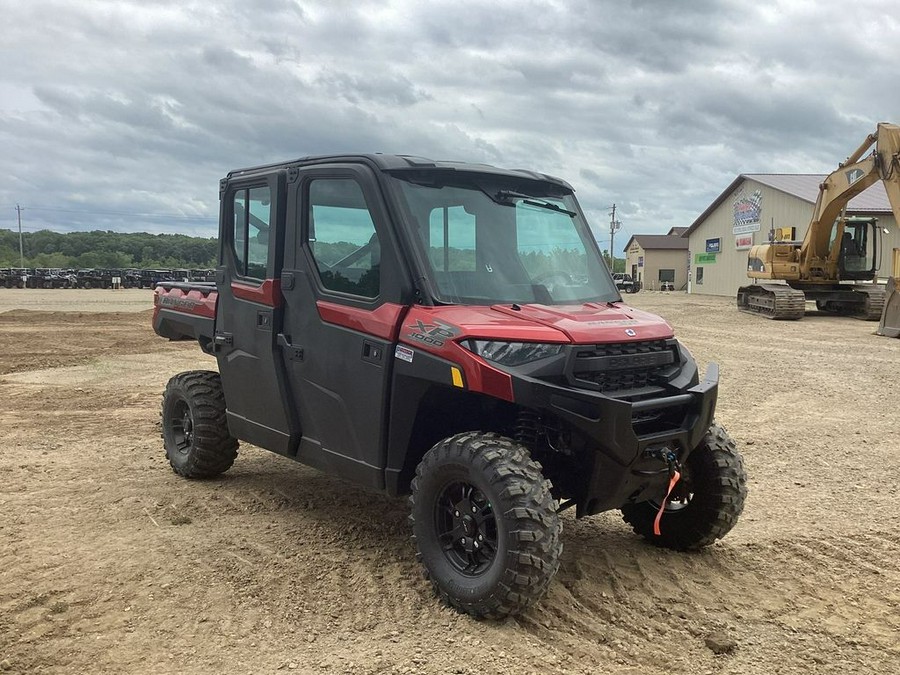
[608, 204, 621, 262]
[16, 204, 24, 268]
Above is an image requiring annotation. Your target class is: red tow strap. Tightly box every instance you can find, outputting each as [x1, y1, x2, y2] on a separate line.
[653, 469, 681, 536]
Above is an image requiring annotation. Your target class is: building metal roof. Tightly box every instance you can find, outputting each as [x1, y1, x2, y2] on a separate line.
[624, 234, 690, 251]
[683, 173, 893, 238]
[746, 174, 891, 211]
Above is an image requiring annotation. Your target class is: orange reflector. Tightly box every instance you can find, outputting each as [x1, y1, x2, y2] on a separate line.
[451, 367, 464, 388]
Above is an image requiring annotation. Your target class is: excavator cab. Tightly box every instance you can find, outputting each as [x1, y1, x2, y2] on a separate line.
[834, 217, 878, 281]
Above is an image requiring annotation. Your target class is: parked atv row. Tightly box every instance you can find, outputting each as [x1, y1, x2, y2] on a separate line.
[0, 267, 216, 289]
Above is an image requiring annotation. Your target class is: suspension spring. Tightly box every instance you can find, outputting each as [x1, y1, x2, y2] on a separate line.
[514, 409, 541, 449]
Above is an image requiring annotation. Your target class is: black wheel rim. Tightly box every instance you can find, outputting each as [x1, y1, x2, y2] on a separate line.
[434, 481, 498, 576]
[170, 399, 194, 456]
[652, 467, 694, 513]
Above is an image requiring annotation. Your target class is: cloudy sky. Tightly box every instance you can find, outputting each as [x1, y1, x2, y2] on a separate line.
[1, 0, 897, 253]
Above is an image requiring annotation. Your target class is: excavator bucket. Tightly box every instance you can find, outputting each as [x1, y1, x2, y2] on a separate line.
[877, 249, 900, 338]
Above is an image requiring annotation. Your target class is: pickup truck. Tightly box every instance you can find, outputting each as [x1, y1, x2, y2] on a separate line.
[153, 154, 746, 619]
[613, 272, 640, 293]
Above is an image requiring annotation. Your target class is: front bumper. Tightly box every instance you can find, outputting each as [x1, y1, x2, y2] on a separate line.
[509, 362, 719, 517]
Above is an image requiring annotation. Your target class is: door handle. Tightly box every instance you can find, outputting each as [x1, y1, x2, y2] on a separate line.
[212, 332, 233, 354]
[277, 334, 304, 361]
[362, 340, 384, 365]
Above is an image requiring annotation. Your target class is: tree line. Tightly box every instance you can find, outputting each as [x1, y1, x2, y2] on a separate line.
[1, 227, 625, 275]
[0, 229, 218, 270]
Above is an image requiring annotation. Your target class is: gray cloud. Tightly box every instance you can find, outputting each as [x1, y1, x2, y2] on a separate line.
[1, 0, 897, 247]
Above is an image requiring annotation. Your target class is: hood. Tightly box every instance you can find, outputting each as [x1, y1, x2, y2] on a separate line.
[417, 302, 674, 344]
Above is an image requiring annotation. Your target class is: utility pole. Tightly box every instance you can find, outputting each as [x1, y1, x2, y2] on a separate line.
[608, 204, 621, 271]
[16, 204, 24, 269]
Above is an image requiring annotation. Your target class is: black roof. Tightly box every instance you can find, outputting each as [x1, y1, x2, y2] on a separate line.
[225, 154, 573, 191]
[625, 234, 690, 251]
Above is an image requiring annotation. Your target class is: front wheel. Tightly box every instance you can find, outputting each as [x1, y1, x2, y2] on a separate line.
[161, 371, 239, 478]
[621, 423, 747, 550]
[410, 432, 562, 619]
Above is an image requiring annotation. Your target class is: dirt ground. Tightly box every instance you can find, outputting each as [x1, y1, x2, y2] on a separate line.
[1, 288, 898, 675]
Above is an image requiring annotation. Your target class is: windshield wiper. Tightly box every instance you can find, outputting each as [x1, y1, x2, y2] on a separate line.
[494, 189, 576, 217]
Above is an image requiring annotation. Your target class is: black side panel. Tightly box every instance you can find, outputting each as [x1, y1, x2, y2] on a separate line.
[280, 269, 395, 488]
[215, 171, 299, 455]
[384, 348, 513, 496]
[279, 163, 414, 490]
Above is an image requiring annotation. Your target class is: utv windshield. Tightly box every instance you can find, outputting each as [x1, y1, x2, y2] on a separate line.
[391, 174, 619, 305]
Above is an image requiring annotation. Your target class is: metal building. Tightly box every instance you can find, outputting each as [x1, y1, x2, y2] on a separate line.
[623, 227, 689, 291]
[683, 174, 898, 296]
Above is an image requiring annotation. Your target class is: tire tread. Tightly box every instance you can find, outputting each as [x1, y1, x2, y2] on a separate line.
[409, 432, 562, 619]
[161, 370, 238, 478]
[621, 422, 747, 550]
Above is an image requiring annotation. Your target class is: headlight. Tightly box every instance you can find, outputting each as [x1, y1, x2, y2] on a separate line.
[464, 340, 564, 366]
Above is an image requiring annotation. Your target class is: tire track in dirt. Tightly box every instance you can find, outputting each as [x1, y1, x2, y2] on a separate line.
[504, 511, 900, 674]
[3, 292, 900, 674]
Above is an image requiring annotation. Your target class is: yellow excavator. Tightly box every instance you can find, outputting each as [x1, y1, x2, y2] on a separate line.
[737, 122, 900, 321]
[877, 247, 900, 336]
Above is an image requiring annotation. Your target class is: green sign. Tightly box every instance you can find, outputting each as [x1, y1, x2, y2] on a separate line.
[695, 253, 717, 264]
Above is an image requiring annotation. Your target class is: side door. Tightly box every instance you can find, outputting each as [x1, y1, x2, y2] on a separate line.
[279, 165, 409, 490]
[215, 172, 299, 454]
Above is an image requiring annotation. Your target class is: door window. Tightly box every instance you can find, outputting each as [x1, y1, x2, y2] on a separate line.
[308, 179, 380, 298]
[232, 186, 270, 280]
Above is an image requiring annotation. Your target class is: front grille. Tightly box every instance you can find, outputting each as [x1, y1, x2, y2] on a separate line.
[571, 339, 676, 393]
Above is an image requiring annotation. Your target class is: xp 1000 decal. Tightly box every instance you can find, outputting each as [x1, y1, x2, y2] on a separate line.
[406, 319, 458, 348]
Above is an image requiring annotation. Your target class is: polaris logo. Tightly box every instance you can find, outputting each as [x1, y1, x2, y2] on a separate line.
[624, 328, 637, 337]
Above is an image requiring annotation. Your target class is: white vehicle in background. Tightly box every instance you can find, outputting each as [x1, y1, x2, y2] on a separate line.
[613, 273, 640, 293]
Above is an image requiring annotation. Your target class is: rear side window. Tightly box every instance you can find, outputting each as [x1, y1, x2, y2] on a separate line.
[232, 186, 270, 280]
[307, 178, 381, 298]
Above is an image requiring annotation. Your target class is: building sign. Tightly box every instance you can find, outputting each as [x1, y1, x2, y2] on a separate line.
[732, 188, 762, 234]
[695, 253, 717, 264]
[772, 227, 796, 242]
[705, 238, 721, 254]
[638, 256, 644, 267]
[735, 234, 753, 250]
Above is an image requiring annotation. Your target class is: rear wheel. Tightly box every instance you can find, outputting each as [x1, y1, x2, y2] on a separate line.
[410, 432, 562, 619]
[621, 423, 747, 550]
[161, 371, 238, 478]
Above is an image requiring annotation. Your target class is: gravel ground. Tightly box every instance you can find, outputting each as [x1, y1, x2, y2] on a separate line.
[1, 288, 898, 674]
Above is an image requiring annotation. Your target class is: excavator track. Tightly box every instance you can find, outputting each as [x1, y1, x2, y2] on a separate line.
[736, 284, 806, 320]
[814, 285, 886, 320]
[850, 285, 885, 320]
